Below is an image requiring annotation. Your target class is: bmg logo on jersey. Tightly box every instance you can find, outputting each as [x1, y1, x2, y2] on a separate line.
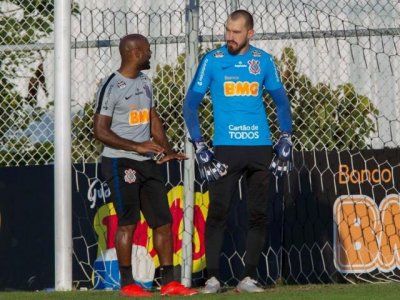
[224, 81, 259, 96]
[228, 124, 260, 140]
[129, 108, 150, 126]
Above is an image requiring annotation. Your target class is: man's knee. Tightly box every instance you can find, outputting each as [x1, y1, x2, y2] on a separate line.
[115, 224, 136, 250]
[117, 224, 136, 235]
[153, 223, 172, 238]
[207, 202, 231, 223]
[248, 212, 267, 230]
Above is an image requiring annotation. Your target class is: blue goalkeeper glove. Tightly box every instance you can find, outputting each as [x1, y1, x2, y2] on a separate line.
[269, 132, 293, 177]
[192, 141, 228, 182]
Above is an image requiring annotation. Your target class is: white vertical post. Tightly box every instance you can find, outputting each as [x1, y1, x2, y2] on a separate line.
[182, 0, 199, 288]
[54, 0, 72, 291]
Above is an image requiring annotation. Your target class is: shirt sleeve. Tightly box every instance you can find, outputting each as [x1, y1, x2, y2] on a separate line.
[188, 55, 212, 94]
[264, 55, 284, 91]
[268, 87, 292, 134]
[183, 55, 212, 142]
[183, 89, 205, 142]
[95, 75, 116, 116]
[263, 56, 292, 133]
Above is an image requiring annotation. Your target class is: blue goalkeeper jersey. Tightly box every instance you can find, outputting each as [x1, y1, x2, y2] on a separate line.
[187, 45, 287, 146]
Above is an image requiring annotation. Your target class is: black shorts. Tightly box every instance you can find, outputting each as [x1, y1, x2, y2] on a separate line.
[207, 146, 274, 223]
[101, 156, 172, 228]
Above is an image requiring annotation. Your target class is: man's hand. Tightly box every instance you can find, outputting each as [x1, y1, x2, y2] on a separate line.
[193, 141, 227, 182]
[155, 151, 188, 164]
[269, 132, 293, 177]
[135, 140, 165, 155]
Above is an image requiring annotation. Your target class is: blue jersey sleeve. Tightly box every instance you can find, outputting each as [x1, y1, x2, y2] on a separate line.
[183, 55, 213, 141]
[268, 87, 292, 134]
[264, 56, 283, 91]
[263, 56, 292, 133]
[183, 89, 205, 142]
[189, 55, 212, 94]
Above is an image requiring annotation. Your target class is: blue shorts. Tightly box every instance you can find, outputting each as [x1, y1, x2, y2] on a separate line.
[101, 156, 172, 228]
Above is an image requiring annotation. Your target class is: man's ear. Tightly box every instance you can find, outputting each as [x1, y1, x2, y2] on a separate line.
[133, 49, 141, 60]
[247, 29, 255, 39]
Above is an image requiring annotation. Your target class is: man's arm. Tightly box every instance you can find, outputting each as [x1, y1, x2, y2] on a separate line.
[150, 108, 173, 153]
[183, 89, 228, 182]
[183, 89, 206, 142]
[182, 53, 227, 181]
[264, 55, 293, 177]
[93, 113, 164, 155]
[264, 54, 292, 133]
[150, 108, 187, 163]
[268, 87, 292, 134]
[267, 87, 293, 177]
[183, 54, 210, 142]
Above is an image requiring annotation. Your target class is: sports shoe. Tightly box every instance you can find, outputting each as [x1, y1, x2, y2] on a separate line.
[120, 283, 152, 297]
[200, 276, 221, 294]
[235, 277, 264, 293]
[160, 281, 198, 296]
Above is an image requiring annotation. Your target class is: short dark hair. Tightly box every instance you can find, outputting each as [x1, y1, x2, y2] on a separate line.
[229, 10, 254, 30]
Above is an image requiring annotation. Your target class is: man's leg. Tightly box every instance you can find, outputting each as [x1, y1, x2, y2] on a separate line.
[115, 224, 136, 287]
[242, 169, 270, 280]
[153, 223, 174, 285]
[140, 162, 197, 296]
[206, 175, 238, 279]
[101, 157, 150, 296]
[151, 223, 197, 296]
[236, 146, 272, 293]
[242, 146, 273, 280]
[206, 146, 243, 281]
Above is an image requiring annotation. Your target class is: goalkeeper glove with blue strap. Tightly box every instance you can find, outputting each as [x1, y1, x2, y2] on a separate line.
[269, 132, 293, 177]
[192, 141, 228, 182]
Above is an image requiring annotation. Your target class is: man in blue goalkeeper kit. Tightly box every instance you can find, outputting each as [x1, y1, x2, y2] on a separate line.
[183, 10, 293, 293]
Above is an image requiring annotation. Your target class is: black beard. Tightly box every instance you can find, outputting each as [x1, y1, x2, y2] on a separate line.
[227, 41, 247, 55]
[139, 61, 151, 70]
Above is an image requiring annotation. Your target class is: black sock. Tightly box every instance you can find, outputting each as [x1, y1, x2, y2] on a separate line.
[120, 265, 134, 287]
[160, 265, 174, 285]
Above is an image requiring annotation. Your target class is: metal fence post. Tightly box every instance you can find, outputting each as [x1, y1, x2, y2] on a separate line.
[54, 0, 72, 291]
[182, 0, 199, 288]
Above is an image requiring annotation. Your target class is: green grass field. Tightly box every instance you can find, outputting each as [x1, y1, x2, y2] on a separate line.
[1, 283, 399, 300]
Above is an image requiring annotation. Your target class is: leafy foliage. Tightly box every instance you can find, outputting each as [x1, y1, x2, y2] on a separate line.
[270, 47, 379, 150]
[153, 53, 187, 148]
[0, 0, 79, 166]
[71, 101, 102, 163]
[152, 47, 214, 148]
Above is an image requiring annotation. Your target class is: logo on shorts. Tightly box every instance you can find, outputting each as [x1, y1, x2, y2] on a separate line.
[124, 169, 137, 183]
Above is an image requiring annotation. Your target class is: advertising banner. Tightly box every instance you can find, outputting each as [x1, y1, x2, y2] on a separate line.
[1, 149, 399, 289]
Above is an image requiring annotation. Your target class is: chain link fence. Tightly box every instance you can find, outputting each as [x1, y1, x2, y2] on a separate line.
[0, 0, 399, 166]
[1, 0, 400, 288]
